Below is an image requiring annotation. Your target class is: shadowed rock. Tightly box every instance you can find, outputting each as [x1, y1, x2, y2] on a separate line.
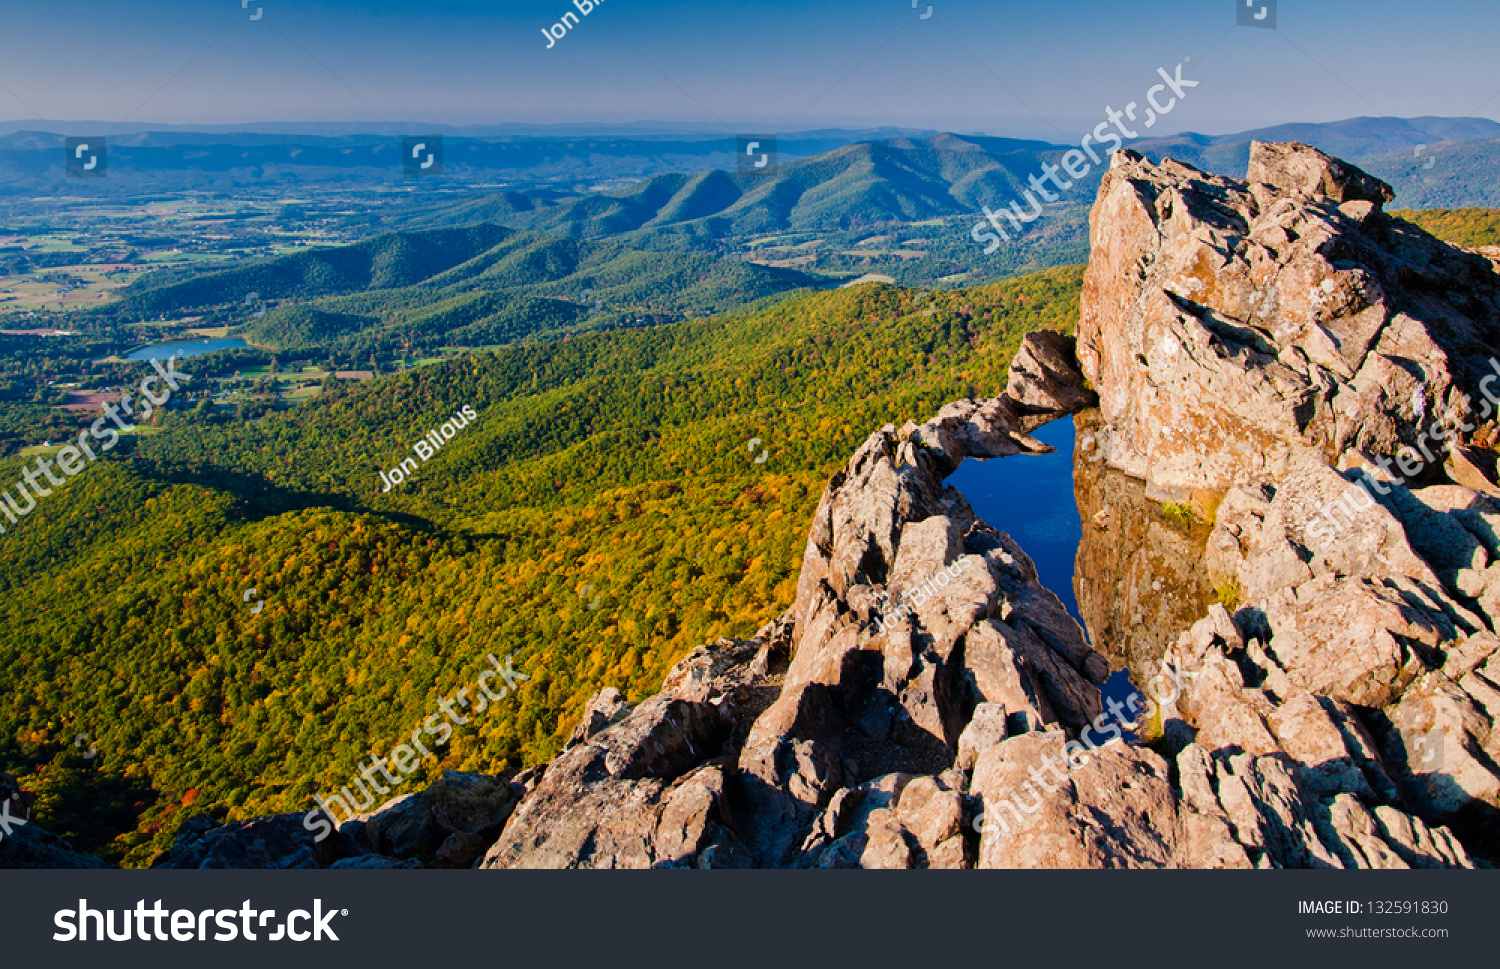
[0, 821, 114, 869]
[151, 813, 343, 869]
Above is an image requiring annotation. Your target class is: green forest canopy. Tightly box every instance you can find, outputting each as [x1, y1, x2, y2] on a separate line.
[0, 266, 1084, 866]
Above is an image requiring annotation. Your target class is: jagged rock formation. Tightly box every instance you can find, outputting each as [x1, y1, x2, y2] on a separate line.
[470, 143, 1495, 868]
[148, 770, 521, 869]
[1006, 330, 1099, 414]
[1078, 140, 1500, 503]
[1059, 142, 1500, 866]
[482, 381, 1109, 868]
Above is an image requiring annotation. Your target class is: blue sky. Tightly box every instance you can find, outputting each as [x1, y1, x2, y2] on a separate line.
[0, 0, 1496, 138]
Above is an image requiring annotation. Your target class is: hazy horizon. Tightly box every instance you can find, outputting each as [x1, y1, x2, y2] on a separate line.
[2, 0, 1496, 141]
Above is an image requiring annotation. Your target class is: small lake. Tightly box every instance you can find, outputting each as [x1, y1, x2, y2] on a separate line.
[125, 337, 247, 361]
[947, 415, 1083, 623]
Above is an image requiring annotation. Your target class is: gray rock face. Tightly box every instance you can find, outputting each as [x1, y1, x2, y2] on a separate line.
[956, 701, 1008, 771]
[480, 641, 767, 869]
[1195, 448, 1500, 853]
[973, 730, 1179, 869]
[145, 771, 520, 870]
[347, 771, 521, 868]
[565, 687, 633, 747]
[799, 771, 970, 869]
[1077, 141, 1500, 501]
[1245, 141, 1395, 207]
[1048, 142, 1500, 867]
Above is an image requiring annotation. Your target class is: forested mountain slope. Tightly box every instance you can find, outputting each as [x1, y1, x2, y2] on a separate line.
[0, 267, 1083, 866]
[115, 226, 819, 358]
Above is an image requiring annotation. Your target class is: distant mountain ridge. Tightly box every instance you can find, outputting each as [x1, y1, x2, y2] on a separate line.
[0, 127, 935, 196]
[325, 118, 1498, 295]
[89, 116, 1500, 342]
[1134, 115, 1500, 172]
[343, 118, 1494, 251]
[4, 116, 1495, 208]
[114, 224, 820, 356]
[24, 116, 1500, 328]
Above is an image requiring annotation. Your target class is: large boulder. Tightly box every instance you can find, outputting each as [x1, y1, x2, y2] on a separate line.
[480, 667, 744, 868]
[1077, 141, 1500, 500]
[347, 771, 521, 869]
[1006, 330, 1099, 413]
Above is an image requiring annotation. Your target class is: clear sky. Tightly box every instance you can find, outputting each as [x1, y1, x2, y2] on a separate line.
[0, 0, 1496, 139]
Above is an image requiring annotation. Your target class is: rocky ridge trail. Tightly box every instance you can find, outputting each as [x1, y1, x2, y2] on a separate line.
[10, 142, 1500, 869]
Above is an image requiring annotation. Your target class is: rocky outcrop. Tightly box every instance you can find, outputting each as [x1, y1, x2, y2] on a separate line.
[468, 143, 1492, 868]
[152, 812, 344, 869]
[1006, 330, 1099, 414]
[1061, 143, 1500, 865]
[471, 335, 1103, 868]
[1077, 140, 1500, 502]
[347, 771, 521, 868]
[149, 770, 521, 869]
[482, 692, 746, 869]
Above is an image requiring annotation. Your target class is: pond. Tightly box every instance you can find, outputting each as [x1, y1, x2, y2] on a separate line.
[947, 415, 1083, 623]
[125, 337, 248, 361]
